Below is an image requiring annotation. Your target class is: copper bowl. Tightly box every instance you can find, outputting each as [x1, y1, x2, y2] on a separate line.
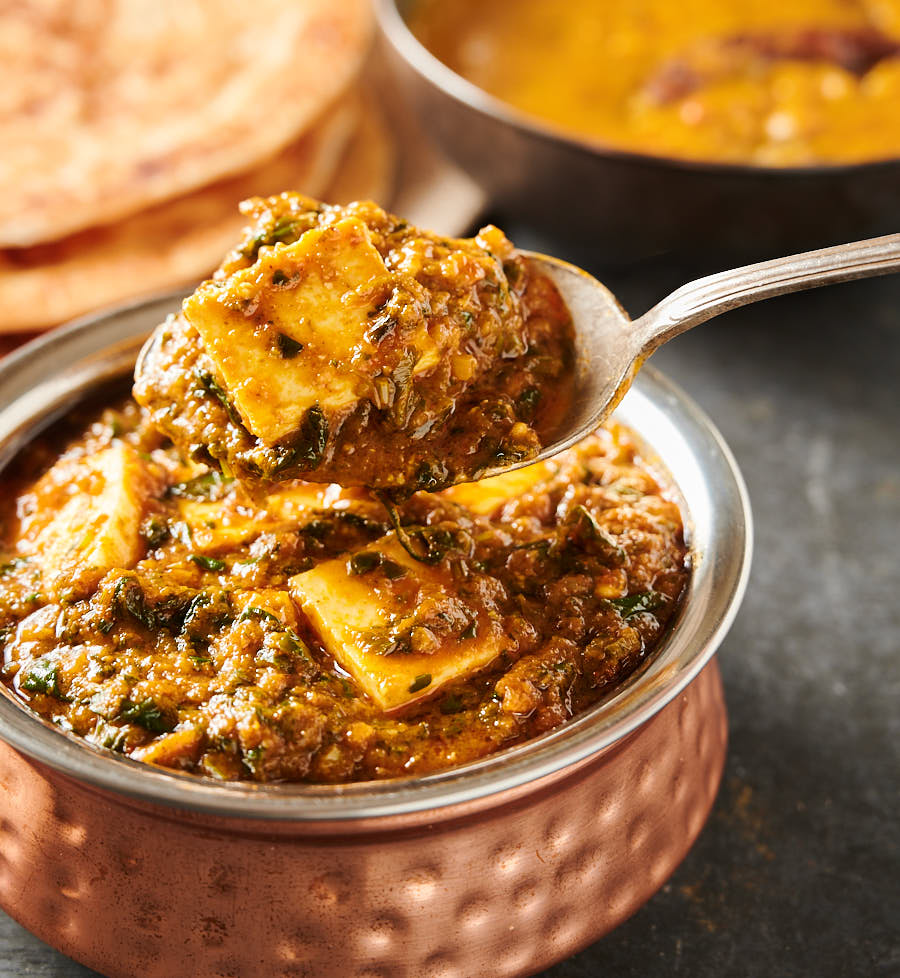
[0, 295, 751, 977]
[376, 0, 900, 258]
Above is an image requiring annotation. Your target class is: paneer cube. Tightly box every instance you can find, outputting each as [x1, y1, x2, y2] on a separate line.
[173, 498, 260, 552]
[176, 483, 373, 553]
[183, 216, 397, 444]
[290, 537, 511, 712]
[441, 459, 555, 515]
[18, 443, 157, 599]
[263, 482, 347, 520]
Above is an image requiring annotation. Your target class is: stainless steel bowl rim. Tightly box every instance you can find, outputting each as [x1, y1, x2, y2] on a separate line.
[376, 0, 900, 178]
[0, 293, 752, 822]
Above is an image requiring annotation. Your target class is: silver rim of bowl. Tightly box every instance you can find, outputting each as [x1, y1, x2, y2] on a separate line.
[0, 293, 752, 822]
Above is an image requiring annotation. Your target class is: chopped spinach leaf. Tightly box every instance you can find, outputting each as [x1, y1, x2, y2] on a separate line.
[237, 606, 281, 625]
[196, 370, 244, 428]
[139, 516, 169, 548]
[242, 745, 266, 773]
[349, 550, 382, 575]
[440, 693, 465, 715]
[21, 659, 62, 698]
[241, 217, 304, 260]
[109, 577, 203, 634]
[608, 591, 666, 618]
[256, 636, 299, 672]
[567, 505, 626, 565]
[168, 470, 231, 500]
[367, 313, 397, 343]
[408, 674, 432, 694]
[381, 559, 406, 580]
[389, 353, 416, 427]
[269, 404, 328, 474]
[516, 386, 542, 419]
[413, 459, 450, 493]
[112, 577, 157, 630]
[118, 698, 175, 734]
[189, 554, 226, 572]
[377, 495, 459, 565]
[276, 332, 303, 359]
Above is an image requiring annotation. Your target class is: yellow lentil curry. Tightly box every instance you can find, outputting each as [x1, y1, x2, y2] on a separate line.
[410, 0, 900, 165]
[0, 199, 689, 783]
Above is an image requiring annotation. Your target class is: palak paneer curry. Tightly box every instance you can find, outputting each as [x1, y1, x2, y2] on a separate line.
[0, 198, 689, 783]
[134, 194, 574, 491]
[0, 399, 687, 782]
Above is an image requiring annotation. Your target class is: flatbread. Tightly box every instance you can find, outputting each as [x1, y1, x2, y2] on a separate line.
[0, 99, 359, 332]
[0, 0, 372, 247]
[324, 99, 396, 206]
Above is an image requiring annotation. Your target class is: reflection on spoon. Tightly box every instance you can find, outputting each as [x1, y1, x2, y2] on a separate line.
[491, 232, 900, 482]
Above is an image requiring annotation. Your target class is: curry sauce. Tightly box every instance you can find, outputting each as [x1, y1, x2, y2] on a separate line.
[0, 398, 688, 782]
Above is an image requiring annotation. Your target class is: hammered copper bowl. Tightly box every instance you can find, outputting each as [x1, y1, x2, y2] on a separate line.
[0, 295, 751, 978]
[377, 0, 900, 258]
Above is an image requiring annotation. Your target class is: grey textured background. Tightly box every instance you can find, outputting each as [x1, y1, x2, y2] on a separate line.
[1, 241, 898, 977]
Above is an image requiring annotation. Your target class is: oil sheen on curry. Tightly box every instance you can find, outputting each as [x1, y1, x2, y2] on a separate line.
[0, 396, 687, 782]
[134, 194, 574, 491]
[0, 198, 688, 783]
[410, 0, 900, 165]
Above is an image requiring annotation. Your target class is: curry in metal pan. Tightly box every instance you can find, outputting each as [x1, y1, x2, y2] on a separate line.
[411, 0, 900, 165]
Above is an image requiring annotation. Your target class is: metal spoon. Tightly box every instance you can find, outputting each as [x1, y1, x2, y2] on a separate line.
[508, 232, 900, 473]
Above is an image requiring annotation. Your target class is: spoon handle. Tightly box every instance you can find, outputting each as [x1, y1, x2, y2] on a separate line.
[633, 232, 900, 353]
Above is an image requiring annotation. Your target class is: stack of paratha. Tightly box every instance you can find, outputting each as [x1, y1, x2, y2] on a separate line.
[0, 0, 394, 331]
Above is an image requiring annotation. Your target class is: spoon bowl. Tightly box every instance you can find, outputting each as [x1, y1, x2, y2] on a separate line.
[517, 252, 643, 469]
[498, 232, 900, 478]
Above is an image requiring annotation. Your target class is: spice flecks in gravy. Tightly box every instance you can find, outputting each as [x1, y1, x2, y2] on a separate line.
[134, 195, 575, 491]
[0, 397, 688, 782]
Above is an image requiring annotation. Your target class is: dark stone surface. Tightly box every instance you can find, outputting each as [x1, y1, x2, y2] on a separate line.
[1, 244, 898, 977]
